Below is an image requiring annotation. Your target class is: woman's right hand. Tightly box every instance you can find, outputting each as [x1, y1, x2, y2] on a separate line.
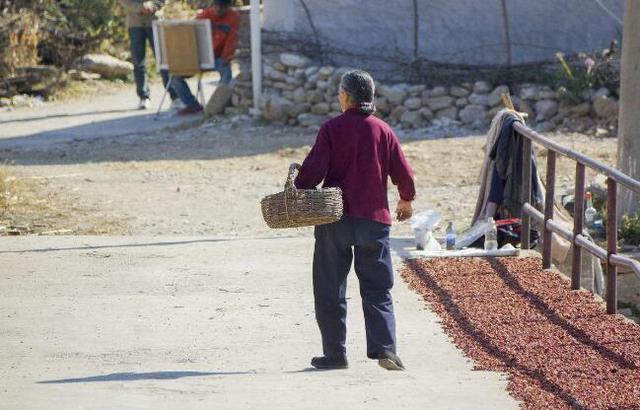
[396, 199, 413, 222]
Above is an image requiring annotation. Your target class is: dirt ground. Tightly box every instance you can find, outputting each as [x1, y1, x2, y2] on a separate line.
[0, 104, 617, 240]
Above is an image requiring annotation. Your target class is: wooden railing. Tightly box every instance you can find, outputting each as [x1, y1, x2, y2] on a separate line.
[516, 122, 640, 314]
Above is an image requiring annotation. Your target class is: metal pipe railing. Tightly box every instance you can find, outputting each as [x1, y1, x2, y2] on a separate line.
[515, 122, 640, 314]
[575, 234, 609, 262]
[546, 219, 574, 242]
[514, 123, 640, 193]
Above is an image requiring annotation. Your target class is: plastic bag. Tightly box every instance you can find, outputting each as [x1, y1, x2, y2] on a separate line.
[456, 220, 489, 249]
[411, 210, 441, 250]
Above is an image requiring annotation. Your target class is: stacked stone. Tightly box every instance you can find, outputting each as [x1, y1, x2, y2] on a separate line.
[229, 52, 620, 131]
[227, 68, 254, 116]
[247, 52, 349, 127]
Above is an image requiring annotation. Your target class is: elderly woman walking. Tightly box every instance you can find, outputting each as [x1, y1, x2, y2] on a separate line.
[295, 70, 416, 371]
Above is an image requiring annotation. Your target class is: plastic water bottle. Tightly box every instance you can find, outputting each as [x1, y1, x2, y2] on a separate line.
[446, 221, 456, 250]
[484, 217, 498, 251]
[585, 192, 597, 229]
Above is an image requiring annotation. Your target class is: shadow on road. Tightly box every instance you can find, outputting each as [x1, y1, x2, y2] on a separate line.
[0, 108, 138, 124]
[0, 235, 303, 254]
[282, 367, 323, 373]
[0, 111, 207, 154]
[37, 370, 253, 384]
[0, 112, 314, 167]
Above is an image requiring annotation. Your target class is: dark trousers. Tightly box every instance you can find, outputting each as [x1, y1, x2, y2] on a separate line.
[171, 58, 233, 107]
[128, 27, 175, 100]
[313, 216, 396, 359]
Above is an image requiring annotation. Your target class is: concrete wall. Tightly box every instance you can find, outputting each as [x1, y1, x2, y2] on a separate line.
[263, 0, 623, 66]
[263, 0, 295, 32]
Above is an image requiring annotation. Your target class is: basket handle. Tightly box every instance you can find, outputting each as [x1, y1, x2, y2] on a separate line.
[284, 163, 301, 191]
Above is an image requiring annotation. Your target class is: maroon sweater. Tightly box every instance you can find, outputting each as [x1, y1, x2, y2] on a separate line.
[294, 108, 416, 225]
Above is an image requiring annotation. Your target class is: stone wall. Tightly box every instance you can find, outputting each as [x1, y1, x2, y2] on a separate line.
[230, 52, 620, 133]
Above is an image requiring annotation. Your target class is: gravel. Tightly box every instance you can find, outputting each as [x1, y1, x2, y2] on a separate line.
[401, 257, 640, 409]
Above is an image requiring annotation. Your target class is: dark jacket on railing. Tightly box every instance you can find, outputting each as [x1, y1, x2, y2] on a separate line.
[489, 113, 543, 216]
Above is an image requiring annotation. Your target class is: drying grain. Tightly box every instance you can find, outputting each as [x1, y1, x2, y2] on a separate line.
[402, 257, 640, 409]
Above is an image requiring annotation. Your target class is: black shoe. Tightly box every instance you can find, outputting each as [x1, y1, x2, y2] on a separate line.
[310, 355, 349, 370]
[377, 351, 404, 371]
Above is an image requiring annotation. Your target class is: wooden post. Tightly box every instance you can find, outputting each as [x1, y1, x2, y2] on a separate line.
[501, 93, 514, 110]
[572, 162, 586, 290]
[250, 0, 262, 111]
[543, 150, 556, 269]
[617, 0, 640, 219]
[521, 137, 532, 249]
[607, 178, 618, 314]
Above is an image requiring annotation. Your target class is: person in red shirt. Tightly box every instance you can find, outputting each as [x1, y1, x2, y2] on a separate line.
[295, 70, 416, 371]
[170, 0, 240, 115]
[197, 0, 239, 66]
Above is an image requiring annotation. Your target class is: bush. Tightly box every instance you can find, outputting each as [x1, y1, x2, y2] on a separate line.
[553, 50, 620, 104]
[554, 53, 595, 104]
[37, 0, 127, 68]
[620, 212, 640, 247]
[0, 8, 41, 76]
[0, 0, 248, 78]
[0, 0, 127, 76]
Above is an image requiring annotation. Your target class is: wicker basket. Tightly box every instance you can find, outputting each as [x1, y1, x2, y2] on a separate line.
[261, 163, 343, 229]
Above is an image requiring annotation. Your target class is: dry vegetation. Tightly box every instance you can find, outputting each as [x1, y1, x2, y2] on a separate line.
[0, 166, 11, 216]
[0, 166, 123, 236]
[0, 10, 40, 77]
[52, 78, 129, 103]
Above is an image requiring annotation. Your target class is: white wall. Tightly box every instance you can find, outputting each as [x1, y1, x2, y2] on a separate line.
[264, 0, 295, 33]
[263, 0, 624, 66]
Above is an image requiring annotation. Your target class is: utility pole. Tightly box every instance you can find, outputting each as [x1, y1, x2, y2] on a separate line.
[250, 0, 262, 112]
[617, 0, 640, 218]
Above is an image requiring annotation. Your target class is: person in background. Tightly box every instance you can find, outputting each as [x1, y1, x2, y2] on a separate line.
[295, 70, 416, 371]
[171, 0, 239, 115]
[118, 0, 179, 110]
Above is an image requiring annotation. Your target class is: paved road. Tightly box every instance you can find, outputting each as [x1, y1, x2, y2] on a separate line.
[0, 236, 518, 409]
[0, 78, 215, 150]
[0, 76, 518, 409]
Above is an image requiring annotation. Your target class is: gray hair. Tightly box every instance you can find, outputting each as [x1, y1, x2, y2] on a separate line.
[340, 69, 376, 115]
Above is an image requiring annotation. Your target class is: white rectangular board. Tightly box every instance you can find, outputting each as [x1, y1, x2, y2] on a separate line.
[407, 248, 521, 259]
[152, 19, 215, 72]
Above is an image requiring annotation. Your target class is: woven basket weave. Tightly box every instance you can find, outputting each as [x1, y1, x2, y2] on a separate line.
[261, 163, 343, 229]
